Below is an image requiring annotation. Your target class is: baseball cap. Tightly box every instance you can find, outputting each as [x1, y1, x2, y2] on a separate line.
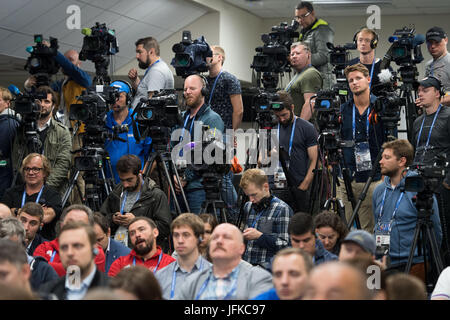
[110, 80, 131, 94]
[426, 27, 447, 42]
[342, 230, 376, 255]
[418, 76, 441, 91]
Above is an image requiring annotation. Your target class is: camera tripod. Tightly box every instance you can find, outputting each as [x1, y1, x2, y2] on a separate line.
[61, 146, 115, 211]
[199, 172, 228, 224]
[405, 189, 444, 292]
[397, 65, 419, 144]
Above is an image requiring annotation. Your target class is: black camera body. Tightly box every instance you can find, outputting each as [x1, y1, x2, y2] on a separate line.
[24, 35, 60, 87]
[171, 31, 212, 78]
[14, 91, 46, 117]
[406, 157, 449, 194]
[327, 42, 357, 97]
[135, 90, 180, 129]
[79, 22, 118, 61]
[252, 90, 280, 129]
[389, 27, 424, 66]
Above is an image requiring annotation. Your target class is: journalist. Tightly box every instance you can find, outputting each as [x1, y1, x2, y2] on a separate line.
[271, 90, 318, 212]
[337, 63, 387, 233]
[105, 80, 152, 183]
[373, 139, 442, 281]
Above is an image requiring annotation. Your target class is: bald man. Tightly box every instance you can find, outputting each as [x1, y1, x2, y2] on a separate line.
[173, 223, 273, 300]
[0, 203, 11, 220]
[172, 74, 225, 214]
[303, 261, 372, 300]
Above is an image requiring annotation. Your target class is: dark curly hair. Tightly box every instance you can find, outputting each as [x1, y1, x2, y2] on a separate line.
[313, 210, 348, 240]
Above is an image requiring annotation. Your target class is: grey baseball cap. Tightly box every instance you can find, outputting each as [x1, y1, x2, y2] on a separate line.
[342, 230, 376, 255]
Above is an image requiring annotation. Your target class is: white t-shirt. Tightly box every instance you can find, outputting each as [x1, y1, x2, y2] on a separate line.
[431, 266, 450, 300]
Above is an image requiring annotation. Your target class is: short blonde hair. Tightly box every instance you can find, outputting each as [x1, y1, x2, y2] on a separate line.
[21, 153, 51, 180]
[212, 45, 225, 65]
[345, 63, 370, 78]
[239, 168, 268, 189]
[0, 87, 12, 102]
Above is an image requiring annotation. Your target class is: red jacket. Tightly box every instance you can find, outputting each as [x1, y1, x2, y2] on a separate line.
[108, 246, 175, 277]
[33, 239, 106, 277]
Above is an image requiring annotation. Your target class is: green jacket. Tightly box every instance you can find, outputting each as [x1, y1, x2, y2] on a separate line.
[13, 118, 72, 194]
[298, 18, 335, 90]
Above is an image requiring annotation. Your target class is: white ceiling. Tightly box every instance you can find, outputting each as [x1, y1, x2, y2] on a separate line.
[224, 0, 450, 18]
[0, 0, 208, 75]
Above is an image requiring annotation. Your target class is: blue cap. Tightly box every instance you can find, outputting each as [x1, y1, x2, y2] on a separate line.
[110, 80, 130, 94]
[342, 230, 376, 255]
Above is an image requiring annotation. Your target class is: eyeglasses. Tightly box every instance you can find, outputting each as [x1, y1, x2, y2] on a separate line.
[295, 11, 311, 20]
[24, 167, 43, 174]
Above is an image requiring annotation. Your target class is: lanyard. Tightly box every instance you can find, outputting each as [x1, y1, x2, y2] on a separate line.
[286, 64, 311, 91]
[195, 268, 239, 300]
[120, 181, 143, 214]
[133, 250, 163, 273]
[208, 70, 223, 105]
[352, 104, 370, 141]
[250, 198, 274, 228]
[377, 188, 404, 230]
[21, 185, 44, 208]
[170, 258, 204, 299]
[179, 114, 196, 157]
[369, 58, 376, 89]
[143, 59, 160, 77]
[50, 250, 57, 263]
[277, 116, 297, 156]
[416, 104, 442, 149]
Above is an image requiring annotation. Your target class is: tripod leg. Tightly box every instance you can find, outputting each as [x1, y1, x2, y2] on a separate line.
[170, 160, 190, 213]
[425, 225, 444, 274]
[158, 157, 183, 215]
[405, 223, 422, 273]
[61, 170, 80, 208]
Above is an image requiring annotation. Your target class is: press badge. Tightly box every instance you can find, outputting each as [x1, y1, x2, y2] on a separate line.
[375, 223, 391, 257]
[355, 142, 372, 172]
[114, 226, 128, 247]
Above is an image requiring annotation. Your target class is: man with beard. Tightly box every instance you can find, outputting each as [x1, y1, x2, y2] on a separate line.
[39, 221, 109, 300]
[100, 154, 171, 250]
[272, 90, 318, 212]
[11, 86, 72, 194]
[373, 139, 442, 281]
[336, 63, 387, 233]
[128, 37, 174, 109]
[108, 217, 175, 277]
[172, 74, 225, 214]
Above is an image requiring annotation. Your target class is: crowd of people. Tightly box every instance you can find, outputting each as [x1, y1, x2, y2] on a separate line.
[0, 1, 450, 301]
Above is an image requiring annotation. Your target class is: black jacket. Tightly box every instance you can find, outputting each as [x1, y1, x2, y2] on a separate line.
[29, 255, 59, 291]
[28, 233, 48, 256]
[38, 268, 109, 300]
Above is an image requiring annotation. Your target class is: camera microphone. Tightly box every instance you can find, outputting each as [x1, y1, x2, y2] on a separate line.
[378, 69, 393, 84]
[8, 85, 22, 97]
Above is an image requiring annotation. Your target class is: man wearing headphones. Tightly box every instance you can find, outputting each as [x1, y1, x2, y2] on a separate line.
[155, 213, 211, 299]
[172, 74, 224, 214]
[11, 86, 72, 195]
[239, 168, 293, 270]
[348, 27, 384, 94]
[105, 80, 152, 183]
[414, 76, 450, 264]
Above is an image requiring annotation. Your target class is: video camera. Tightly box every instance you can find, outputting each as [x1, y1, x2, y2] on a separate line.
[79, 22, 119, 61]
[252, 90, 280, 129]
[406, 155, 450, 195]
[326, 42, 357, 99]
[171, 31, 212, 78]
[24, 35, 60, 87]
[251, 20, 299, 74]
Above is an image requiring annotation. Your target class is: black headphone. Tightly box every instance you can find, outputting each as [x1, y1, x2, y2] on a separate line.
[251, 195, 274, 213]
[110, 80, 133, 105]
[197, 74, 209, 97]
[353, 27, 379, 49]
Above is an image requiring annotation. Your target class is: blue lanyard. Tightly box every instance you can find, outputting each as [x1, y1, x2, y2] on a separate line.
[208, 70, 223, 105]
[250, 198, 274, 228]
[286, 64, 311, 91]
[277, 116, 297, 156]
[120, 181, 143, 214]
[369, 58, 376, 89]
[377, 188, 404, 229]
[49, 250, 57, 263]
[21, 185, 44, 208]
[352, 104, 370, 141]
[143, 59, 160, 77]
[179, 114, 196, 157]
[416, 104, 442, 149]
[170, 258, 204, 299]
[133, 250, 163, 273]
[195, 268, 239, 300]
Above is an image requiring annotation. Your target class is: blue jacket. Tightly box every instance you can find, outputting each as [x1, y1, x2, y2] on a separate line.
[28, 255, 59, 291]
[104, 109, 152, 183]
[105, 238, 131, 274]
[0, 109, 19, 198]
[314, 238, 338, 265]
[252, 288, 280, 300]
[372, 171, 442, 266]
[52, 51, 92, 90]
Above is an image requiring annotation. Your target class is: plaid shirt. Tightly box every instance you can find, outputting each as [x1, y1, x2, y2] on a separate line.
[243, 197, 293, 267]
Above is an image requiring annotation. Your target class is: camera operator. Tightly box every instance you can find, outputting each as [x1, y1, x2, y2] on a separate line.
[12, 86, 72, 195]
[24, 43, 92, 129]
[272, 90, 318, 212]
[337, 64, 387, 233]
[373, 139, 442, 281]
[348, 28, 383, 92]
[128, 37, 174, 109]
[1, 153, 62, 240]
[240, 168, 293, 270]
[295, 1, 334, 90]
[413, 76, 450, 262]
[105, 81, 152, 183]
[0, 87, 20, 199]
[422, 27, 450, 106]
[172, 74, 225, 214]
[286, 42, 323, 120]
